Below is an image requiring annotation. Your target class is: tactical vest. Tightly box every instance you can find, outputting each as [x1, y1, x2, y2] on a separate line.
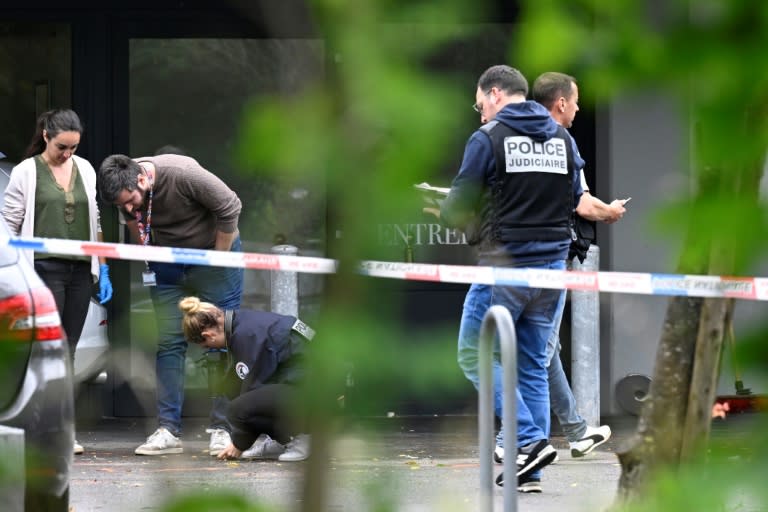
[479, 120, 574, 243]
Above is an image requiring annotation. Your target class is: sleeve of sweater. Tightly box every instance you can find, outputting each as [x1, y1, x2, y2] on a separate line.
[184, 161, 242, 233]
[1, 158, 33, 236]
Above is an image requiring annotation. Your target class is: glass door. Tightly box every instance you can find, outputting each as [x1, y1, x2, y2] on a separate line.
[110, 20, 326, 417]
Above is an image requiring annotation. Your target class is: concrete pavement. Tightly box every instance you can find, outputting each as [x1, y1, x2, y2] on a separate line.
[69, 415, 631, 512]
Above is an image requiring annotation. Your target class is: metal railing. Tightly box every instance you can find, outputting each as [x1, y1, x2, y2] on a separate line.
[478, 305, 518, 512]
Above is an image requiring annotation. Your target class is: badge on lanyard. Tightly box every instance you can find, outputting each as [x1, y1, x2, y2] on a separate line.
[142, 266, 157, 287]
[135, 165, 156, 287]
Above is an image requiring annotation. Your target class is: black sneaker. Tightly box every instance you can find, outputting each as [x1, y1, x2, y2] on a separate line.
[517, 474, 542, 493]
[494, 472, 542, 493]
[516, 439, 556, 480]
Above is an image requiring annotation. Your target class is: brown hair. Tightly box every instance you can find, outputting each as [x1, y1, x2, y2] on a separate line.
[477, 65, 528, 97]
[179, 296, 221, 344]
[532, 72, 577, 111]
[24, 109, 83, 159]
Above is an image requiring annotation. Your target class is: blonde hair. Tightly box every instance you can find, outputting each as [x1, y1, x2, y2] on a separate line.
[179, 296, 221, 344]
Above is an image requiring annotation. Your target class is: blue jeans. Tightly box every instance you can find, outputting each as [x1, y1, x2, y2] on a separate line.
[148, 237, 244, 435]
[457, 283, 504, 445]
[546, 291, 587, 443]
[459, 275, 589, 442]
[491, 259, 565, 480]
[490, 262, 565, 446]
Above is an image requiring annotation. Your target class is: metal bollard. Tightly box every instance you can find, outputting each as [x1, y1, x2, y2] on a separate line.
[270, 244, 299, 316]
[570, 244, 600, 427]
[478, 305, 517, 512]
[0, 425, 25, 512]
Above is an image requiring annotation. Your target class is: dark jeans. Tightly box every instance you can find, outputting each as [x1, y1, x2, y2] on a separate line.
[148, 237, 244, 435]
[34, 258, 92, 363]
[227, 383, 296, 450]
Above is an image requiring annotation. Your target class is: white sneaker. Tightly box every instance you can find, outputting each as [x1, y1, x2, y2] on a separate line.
[207, 428, 231, 457]
[278, 434, 310, 462]
[493, 445, 504, 464]
[135, 427, 183, 455]
[569, 425, 612, 458]
[74, 440, 84, 455]
[240, 434, 285, 460]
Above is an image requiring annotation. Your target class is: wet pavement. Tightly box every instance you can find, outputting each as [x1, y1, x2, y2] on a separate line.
[69, 414, 633, 512]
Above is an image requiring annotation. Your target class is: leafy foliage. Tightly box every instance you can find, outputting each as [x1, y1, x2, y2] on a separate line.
[515, 0, 768, 509]
[160, 492, 277, 512]
[152, 0, 768, 509]
[234, 1, 479, 509]
[617, 413, 768, 512]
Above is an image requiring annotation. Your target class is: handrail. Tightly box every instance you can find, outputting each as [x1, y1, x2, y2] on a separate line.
[478, 304, 517, 512]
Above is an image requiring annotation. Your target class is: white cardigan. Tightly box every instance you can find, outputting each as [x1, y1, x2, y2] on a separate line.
[1, 154, 102, 281]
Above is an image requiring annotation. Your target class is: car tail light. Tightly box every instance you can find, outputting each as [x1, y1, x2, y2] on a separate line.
[0, 287, 64, 342]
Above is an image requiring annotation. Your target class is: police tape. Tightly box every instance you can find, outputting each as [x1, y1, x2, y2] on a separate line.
[5, 235, 768, 301]
[6, 236, 339, 274]
[357, 261, 768, 301]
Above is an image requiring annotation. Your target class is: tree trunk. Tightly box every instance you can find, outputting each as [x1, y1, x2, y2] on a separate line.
[616, 296, 702, 502]
[614, 90, 768, 505]
[679, 298, 731, 460]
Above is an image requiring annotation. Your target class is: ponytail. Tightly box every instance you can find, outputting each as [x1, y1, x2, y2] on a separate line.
[24, 109, 83, 159]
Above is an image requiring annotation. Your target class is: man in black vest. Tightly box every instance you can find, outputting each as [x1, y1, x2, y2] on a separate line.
[441, 65, 595, 492]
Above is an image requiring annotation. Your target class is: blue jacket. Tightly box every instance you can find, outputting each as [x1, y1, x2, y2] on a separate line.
[227, 309, 307, 395]
[441, 101, 584, 264]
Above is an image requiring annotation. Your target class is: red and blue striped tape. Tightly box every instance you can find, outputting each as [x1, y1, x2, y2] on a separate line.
[5, 235, 767, 301]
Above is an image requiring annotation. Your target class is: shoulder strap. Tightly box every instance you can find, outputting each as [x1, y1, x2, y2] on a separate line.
[557, 126, 577, 241]
[224, 309, 233, 343]
[478, 120, 506, 184]
[478, 119, 498, 137]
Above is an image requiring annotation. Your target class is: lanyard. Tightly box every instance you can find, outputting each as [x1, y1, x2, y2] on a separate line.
[134, 169, 154, 247]
[134, 167, 155, 278]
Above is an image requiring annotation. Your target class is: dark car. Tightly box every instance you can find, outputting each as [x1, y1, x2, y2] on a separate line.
[0, 214, 74, 511]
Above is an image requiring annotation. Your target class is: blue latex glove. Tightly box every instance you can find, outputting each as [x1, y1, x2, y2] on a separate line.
[98, 263, 113, 304]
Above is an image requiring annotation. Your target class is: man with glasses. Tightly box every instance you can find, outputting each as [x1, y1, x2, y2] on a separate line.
[448, 72, 627, 475]
[440, 65, 592, 492]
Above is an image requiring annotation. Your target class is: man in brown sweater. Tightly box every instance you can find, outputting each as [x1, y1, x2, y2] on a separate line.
[99, 153, 244, 456]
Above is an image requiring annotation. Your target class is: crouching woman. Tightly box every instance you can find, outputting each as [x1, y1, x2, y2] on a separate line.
[179, 296, 312, 461]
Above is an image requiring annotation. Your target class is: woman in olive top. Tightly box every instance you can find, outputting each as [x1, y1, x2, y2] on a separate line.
[1, 109, 112, 455]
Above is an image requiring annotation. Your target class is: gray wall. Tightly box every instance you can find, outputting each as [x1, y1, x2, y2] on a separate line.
[596, 94, 767, 416]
